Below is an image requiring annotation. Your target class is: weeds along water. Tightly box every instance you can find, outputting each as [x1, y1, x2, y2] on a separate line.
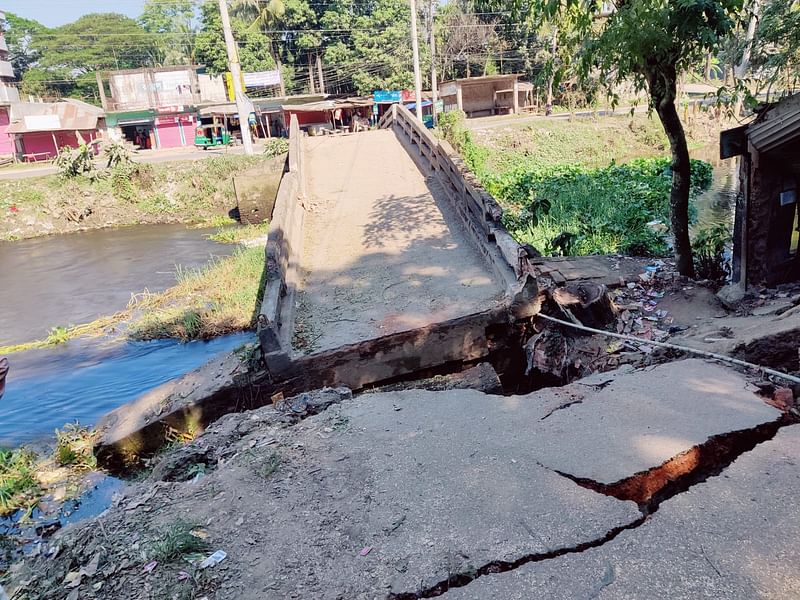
[439, 111, 720, 259]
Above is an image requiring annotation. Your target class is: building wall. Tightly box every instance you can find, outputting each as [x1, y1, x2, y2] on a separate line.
[0, 106, 13, 155]
[154, 113, 196, 148]
[285, 110, 329, 127]
[20, 129, 97, 159]
[741, 147, 800, 286]
[460, 80, 515, 116]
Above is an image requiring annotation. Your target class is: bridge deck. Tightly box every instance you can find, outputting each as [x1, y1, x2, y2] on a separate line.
[295, 130, 504, 353]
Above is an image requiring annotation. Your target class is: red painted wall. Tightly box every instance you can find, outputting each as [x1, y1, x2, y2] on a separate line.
[285, 110, 329, 127]
[0, 108, 13, 155]
[20, 130, 97, 160]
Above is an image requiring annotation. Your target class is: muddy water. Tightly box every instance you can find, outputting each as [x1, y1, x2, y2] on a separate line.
[692, 146, 739, 232]
[0, 332, 252, 446]
[0, 224, 234, 346]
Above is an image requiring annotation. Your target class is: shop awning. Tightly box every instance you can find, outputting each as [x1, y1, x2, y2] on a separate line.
[199, 104, 239, 116]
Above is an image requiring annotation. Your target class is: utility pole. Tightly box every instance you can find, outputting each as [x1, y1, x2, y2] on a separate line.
[218, 0, 254, 155]
[308, 52, 316, 94]
[429, 0, 438, 126]
[409, 0, 423, 121]
[316, 53, 326, 94]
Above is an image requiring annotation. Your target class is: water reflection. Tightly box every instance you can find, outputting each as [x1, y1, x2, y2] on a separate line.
[0, 333, 253, 446]
[0, 224, 234, 346]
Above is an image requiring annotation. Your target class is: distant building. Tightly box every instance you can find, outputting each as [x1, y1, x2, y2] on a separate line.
[7, 99, 105, 161]
[96, 66, 228, 150]
[438, 75, 534, 118]
[0, 10, 20, 157]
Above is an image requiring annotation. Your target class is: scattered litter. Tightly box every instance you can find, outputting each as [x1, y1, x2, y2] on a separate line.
[184, 553, 206, 565]
[190, 528, 209, 540]
[199, 550, 228, 569]
[177, 571, 191, 581]
[92, 582, 104, 592]
[143, 560, 158, 574]
[359, 546, 372, 556]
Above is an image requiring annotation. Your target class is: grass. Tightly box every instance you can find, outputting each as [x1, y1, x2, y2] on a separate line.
[0, 318, 119, 355]
[1, 154, 274, 240]
[150, 519, 210, 563]
[468, 112, 718, 174]
[126, 245, 265, 341]
[207, 222, 270, 244]
[442, 110, 715, 257]
[0, 425, 98, 516]
[0, 448, 39, 515]
[54, 424, 98, 471]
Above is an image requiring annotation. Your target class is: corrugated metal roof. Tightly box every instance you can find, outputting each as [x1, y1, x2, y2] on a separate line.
[748, 93, 800, 154]
[7, 101, 101, 133]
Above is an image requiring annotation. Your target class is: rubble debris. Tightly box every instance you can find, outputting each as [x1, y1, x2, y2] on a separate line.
[369, 363, 503, 395]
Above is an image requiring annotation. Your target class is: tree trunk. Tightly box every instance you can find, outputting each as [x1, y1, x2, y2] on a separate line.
[648, 65, 695, 278]
[545, 27, 558, 116]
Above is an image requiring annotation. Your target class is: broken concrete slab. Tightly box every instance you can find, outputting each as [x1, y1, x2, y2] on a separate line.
[532, 359, 781, 486]
[240, 389, 641, 598]
[441, 424, 800, 600]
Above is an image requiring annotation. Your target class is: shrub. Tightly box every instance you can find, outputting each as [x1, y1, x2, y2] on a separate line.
[693, 223, 731, 281]
[264, 137, 289, 158]
[54, 144, 95, 178]
[103, 141, 132, 168]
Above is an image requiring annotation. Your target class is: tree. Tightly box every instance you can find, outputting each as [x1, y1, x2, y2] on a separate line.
[751, 0, 800, 98]
[139, 0, 199, 66]
[528, 1, 744, 277]
[436, 1, 498, 80]
[321, 0, 421, 95]
[15, 13, 157, 101]
[33, 13, 157, 73]
[3, 12, 48, 79]
[194, 1, 276, 74]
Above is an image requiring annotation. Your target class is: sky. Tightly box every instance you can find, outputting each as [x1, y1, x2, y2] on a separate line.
[2, 0, 146, 27]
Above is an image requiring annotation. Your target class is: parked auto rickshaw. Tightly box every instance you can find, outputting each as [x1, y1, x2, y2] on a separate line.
[194, 125, 231, 149]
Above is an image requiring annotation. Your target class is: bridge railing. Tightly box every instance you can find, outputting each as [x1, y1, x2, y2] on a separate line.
[258, 114, 306, 368]
[380, 103, 522, 294]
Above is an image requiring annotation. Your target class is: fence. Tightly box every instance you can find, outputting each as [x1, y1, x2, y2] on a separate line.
[379, 103, 521, 294]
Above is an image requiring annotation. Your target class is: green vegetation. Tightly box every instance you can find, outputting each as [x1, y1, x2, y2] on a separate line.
[150, 519, 210, 563]
[55, 424, 98, 471]
[693, 223, 731, 281]
[442, 110, 714, 258]
[264, 138, 290, 158]
[499, 158, 712, 257]
[0, 448, 39, 515]
[126, 245, 265, 341]
[208, 222, 270, 244]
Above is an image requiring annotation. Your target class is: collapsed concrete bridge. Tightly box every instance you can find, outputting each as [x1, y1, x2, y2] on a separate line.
[257, 105, 538, 391]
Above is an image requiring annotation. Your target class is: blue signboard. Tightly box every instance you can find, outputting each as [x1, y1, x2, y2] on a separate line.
[373, 90, 402, 103]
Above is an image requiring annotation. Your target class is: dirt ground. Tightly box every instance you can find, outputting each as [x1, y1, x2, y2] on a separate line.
[4, 356, 797, 600]
[294, 131, 504, 352]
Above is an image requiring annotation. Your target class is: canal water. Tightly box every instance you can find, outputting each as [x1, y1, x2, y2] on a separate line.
[0, 224, 252, 446]
[0, 224, 234, 346]
[692, 146, 739, 231]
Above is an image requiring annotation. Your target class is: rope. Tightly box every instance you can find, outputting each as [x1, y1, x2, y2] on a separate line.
[535, 313, 800, 385]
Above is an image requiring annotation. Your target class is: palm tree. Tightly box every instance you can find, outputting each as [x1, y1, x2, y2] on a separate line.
[231, 0, 286, 93]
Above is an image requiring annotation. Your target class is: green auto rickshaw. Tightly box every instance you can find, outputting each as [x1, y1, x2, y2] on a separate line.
[194, 125, 232, 149]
